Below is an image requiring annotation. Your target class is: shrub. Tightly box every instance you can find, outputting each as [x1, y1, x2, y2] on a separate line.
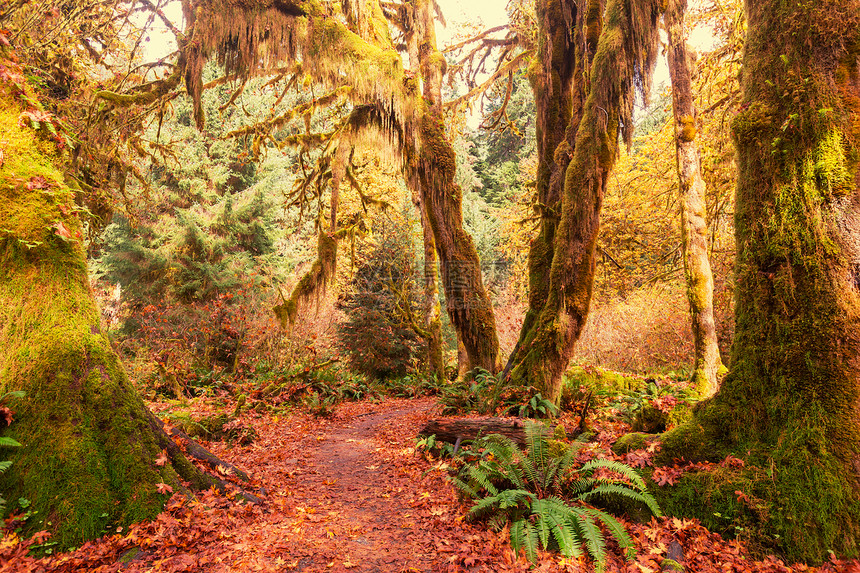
[453, 421, 660, 570]
[336, 219, 424, 379]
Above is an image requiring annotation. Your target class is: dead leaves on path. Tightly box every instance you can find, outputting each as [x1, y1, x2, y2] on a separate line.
[2, 397, 859, 573]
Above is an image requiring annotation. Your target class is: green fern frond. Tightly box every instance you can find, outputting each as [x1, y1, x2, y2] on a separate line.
[580, 484, 662, 517]
[583, 506, 635, 560]
[468, 494, 503, 520]
[510, 517, 539, 563]
[0, 460, 11, 473]
[545, 504, 582, 558]
[581, 458, 646, 490]
[497, 488, 536, 510]
[556, 440, 585, 474]
[531, 497, 569, 547]
[485, 438, 528, 488]
[570, 506, 607, 572]
[468, 464, 499, 496]
[525, 421, 550, 473]
[0, 437, 21, 448]
[566, 477, 593, 497]
[450, 475, 479, 498]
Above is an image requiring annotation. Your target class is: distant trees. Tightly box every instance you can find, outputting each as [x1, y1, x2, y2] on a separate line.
[665, 0, 724, 396]
[337, 219, 424, 379]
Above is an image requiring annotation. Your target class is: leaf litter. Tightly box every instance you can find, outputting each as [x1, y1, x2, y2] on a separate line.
[2, 397, 859, 572]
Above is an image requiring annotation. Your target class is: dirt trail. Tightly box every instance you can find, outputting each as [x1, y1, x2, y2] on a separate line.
[236, 397, 464, 573]
[4, 397, 512, 573]
[291, 401, 437, 572]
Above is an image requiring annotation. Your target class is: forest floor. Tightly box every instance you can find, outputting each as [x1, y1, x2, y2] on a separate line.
[2, 397, 859, 572]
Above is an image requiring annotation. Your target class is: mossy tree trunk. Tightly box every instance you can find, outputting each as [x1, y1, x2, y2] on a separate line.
[0, 87, 233, 548]
[405, 14, 445, 384]
[659, 0, 860, 561]
[411, 0, 500, 374]
[417, 197, 445, 382]
[505, 0, 660, 402]
[504, 0, 581, 377]
[665, 0, 724, 397]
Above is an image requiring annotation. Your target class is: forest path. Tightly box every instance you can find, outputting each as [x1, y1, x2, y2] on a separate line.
[288, 399, 438, 572]
[7, 397, 517, 573]
[204, 396, 505, 573]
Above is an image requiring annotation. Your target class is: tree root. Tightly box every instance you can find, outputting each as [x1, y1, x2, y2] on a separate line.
[147, 412, 264, 504]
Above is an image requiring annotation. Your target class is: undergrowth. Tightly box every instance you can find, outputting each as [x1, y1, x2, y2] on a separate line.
[451, 421, 661, 569]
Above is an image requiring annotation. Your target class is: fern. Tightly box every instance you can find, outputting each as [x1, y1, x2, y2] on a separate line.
[581, 483, 662, 517]
[586, 506, 635, 560]
[510, 518, 539, 563]
[581, 458, 648, 490]
[452, 420, 660, 567]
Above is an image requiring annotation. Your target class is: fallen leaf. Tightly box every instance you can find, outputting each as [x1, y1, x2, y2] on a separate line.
[155, 449, 169, 467]
[156, 483, 173, 495]
[53, 221, 72, 240]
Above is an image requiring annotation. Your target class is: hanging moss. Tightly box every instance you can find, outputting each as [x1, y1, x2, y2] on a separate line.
[274, 229, 338, 327]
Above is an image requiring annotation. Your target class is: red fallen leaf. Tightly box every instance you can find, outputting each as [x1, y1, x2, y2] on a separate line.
[0, 406, 13, 426]
[58, 204, 71, 216]
[25, 175, 50, 190]
[0, 31, 9, 46]
[156, 482, 174, 494]
[31, 530, 51, 544]
[53, 221, 72, 239]
[155, 449, 169, 467]
[625, 449, 654, 468]
[652, 466, 684, 486]
[721, 455, 745, 468]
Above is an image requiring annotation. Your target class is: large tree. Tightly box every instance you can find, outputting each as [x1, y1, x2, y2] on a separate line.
[658, 0, 860, 561]
[504, 0, 661, 401]
[0, 57, 251, 547]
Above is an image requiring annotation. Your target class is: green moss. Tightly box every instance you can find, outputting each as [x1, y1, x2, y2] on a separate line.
[678, 114, 697, 142]
[667, 403, 693, 428]
[167, 412, 254, 444]
[0, 91, 174, 548]
[655, 420, 711, 465]
[652, 432, 860, 561]
[611, 432, 655, 454]
[564, 365, 643, 392]
[632, 403, 668, 433]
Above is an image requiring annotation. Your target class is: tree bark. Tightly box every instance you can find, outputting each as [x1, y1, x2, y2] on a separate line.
[506, 0, 660, 402]
[659, 0, 860, 561]
[0, 88, 244, 548]
[411, 0, 500, 374]
[665, 0, 724, 397]
[504, 0, 581, 377]
[406, 17, 445, 384]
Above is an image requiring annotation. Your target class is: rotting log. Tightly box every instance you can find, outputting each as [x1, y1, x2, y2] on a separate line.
[419, 418, 528, 446]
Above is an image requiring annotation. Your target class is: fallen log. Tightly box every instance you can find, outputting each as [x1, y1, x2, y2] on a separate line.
[419, 417, 528, 446]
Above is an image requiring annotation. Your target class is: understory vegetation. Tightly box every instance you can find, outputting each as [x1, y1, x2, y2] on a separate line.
[2, 0, 858, 568]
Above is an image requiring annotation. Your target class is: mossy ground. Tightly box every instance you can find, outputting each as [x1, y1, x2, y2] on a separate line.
[654, 413, 860, 562]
